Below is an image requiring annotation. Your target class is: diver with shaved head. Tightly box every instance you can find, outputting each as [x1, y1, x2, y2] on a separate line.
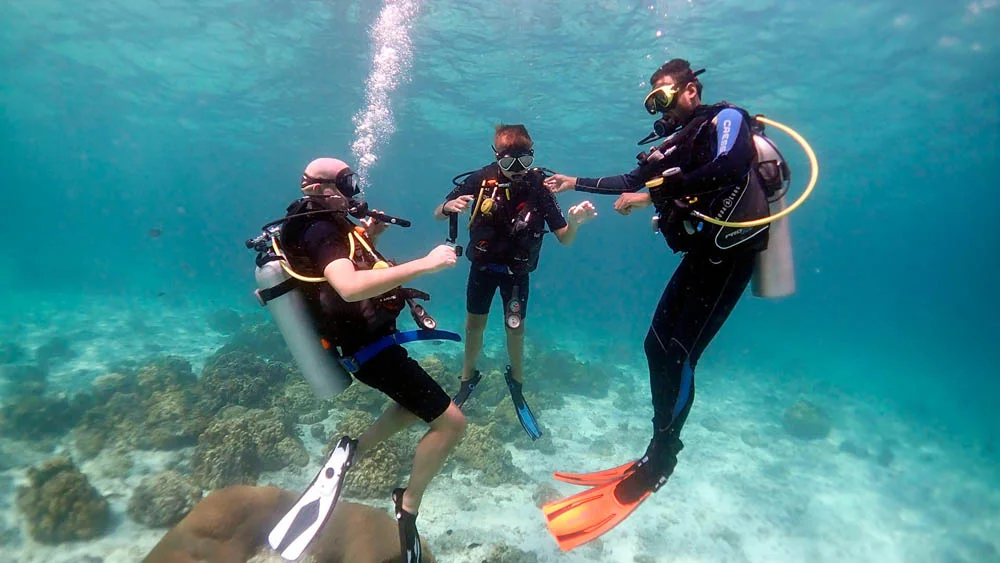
[250, 157, 464, 562]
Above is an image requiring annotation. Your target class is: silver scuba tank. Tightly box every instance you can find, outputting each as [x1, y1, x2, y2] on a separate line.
[254, 259, 352, 398]
[751, 133, 796, 298]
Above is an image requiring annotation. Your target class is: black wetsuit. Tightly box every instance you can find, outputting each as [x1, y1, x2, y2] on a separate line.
[444, 164, 567, 319]
[290, 218, 452, 424]
[575, 105, 768, 477]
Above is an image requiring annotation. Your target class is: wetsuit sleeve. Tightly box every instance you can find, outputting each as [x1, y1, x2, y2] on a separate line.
[537, 187, 568, 231]
[574, 166, 647, 195]
[673, 108, 754, 197]
[302, 221, 352, 271]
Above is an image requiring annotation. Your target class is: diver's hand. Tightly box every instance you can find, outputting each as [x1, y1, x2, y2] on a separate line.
[567, 201, 598, 226]
[614, 192, 653, 216]
[422, 244, 458, 274]
[361, 212, 390, 238]
[544, 174, 577, 193]
[443, 195, 475, 214]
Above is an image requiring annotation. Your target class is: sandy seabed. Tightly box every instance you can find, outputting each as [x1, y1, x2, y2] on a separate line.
[0, 291, 997, 563]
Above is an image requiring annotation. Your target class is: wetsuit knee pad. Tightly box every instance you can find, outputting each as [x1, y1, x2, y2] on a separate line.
[643, 328, 670, 363]
[644, 327, 696, 440]
[644, 328, 690, 378]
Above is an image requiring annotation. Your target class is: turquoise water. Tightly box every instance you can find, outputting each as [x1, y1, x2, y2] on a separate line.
[1, 0, 998, 561]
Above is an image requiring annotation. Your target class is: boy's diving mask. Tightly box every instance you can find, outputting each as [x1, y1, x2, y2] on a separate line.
[494, 146, 534, 173]
[301, 169, 359, 196]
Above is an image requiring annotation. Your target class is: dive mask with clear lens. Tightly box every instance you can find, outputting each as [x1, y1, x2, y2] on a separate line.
[494, 146, 534, 172]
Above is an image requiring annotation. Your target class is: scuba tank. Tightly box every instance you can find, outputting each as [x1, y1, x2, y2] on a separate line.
[249, 227, 352, 398]
[750, 132, 795, 298]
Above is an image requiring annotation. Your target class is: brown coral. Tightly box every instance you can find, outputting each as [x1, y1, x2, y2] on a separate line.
[135, 356, 197, 395]
[449, 423, 527, 486]
[138, 389, 211, 450]
[332, 382, 389, 417]
[195, 349, 290, 415]
[15, 457, 110, 544]
[331, 411, 410, 500]
[128, 471, 202, 528]
[143, 485, 436, 563]
[191, 408, 308, 490]
[270, 380, 330, 424]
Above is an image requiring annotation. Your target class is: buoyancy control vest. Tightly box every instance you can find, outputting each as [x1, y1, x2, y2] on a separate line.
[278, 196, 405, 351]
[249, 194, 460, 396]
[639, 103, 771, 256]
[466, 166, 548, 275]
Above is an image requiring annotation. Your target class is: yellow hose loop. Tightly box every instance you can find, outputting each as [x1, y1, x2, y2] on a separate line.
[351, 229, 375, 255]
[691, 116, 819, 228]
[351, 229, 390, 269]
[272, 238, 325, 283]
[469, 185, 485, 228]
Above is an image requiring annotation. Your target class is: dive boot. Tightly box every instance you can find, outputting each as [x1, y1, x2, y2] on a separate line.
[452, 369, 482, 408]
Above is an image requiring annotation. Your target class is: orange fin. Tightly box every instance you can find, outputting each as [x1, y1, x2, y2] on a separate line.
[542, 476, 652, 551]
[552, 460, 637, 487]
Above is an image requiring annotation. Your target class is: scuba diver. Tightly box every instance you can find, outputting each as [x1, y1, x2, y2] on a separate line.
[541, 59, 795, 550]
[250, 157, 466, 562]
[433, 124, 596, 440]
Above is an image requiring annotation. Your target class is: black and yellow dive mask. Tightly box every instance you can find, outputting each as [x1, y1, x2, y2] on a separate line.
[642, 68, 705, 114]
[643, 85, 681, 115]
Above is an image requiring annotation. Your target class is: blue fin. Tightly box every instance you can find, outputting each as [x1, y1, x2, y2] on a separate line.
[505, 365, 542, 440]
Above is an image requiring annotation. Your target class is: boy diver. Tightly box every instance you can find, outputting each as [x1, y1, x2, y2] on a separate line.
[433, 124, 596, 439]
[260, 157, 466, 561]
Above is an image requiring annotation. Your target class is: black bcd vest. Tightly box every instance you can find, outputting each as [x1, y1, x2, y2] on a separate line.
[640, 103, 770, 256]
[466, 167, 548, 275]
[279, 196, 404, 351]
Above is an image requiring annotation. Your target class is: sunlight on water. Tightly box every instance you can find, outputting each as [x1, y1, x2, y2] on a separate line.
[350, 0, 423, 198]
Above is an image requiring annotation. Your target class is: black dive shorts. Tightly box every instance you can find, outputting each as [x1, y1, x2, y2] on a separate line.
[352, 344, 451, 423]
[466, 266, 530, 318]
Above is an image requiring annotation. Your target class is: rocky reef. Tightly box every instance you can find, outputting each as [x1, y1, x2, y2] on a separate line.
[332, 411, 411, 499]
[128, 471, 202, 528]
[195, 347, 291, 415]
[0, 363, 88, 441]
[191, 407, 308, 490]
[15, 457, 110, 544]
[71, 356, 209, 458]
[1, 326, 615, 558]
[67, 349, 299, 461]
[449, 423, 528, 487]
